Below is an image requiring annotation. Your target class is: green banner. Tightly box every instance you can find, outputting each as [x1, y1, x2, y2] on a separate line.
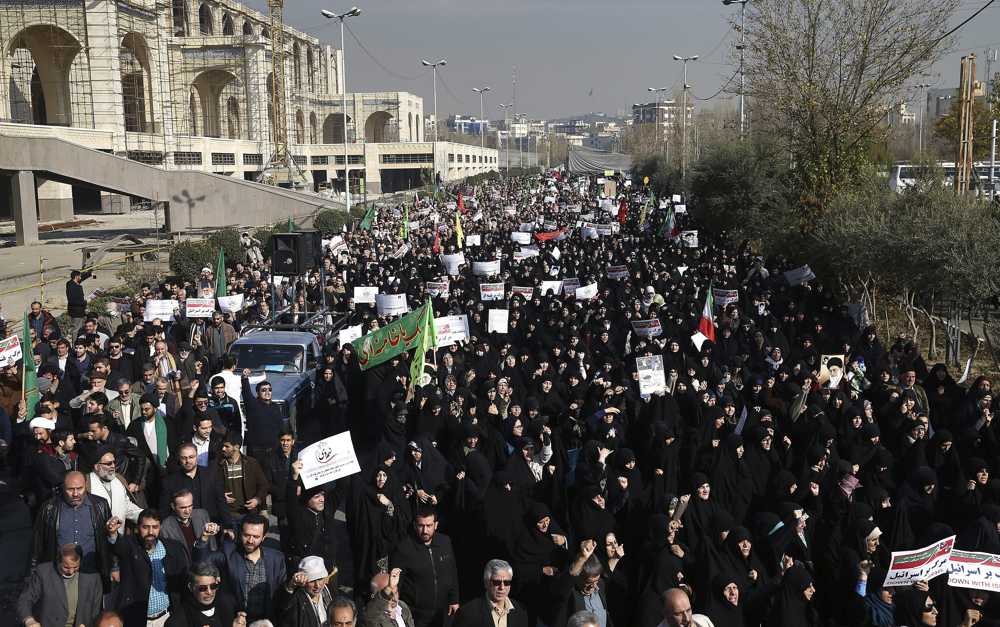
[22, 311, 38, 420]
[352, 301, 431, 370]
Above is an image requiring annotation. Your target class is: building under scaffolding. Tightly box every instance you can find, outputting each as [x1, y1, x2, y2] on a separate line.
[0, 0, 496, 221]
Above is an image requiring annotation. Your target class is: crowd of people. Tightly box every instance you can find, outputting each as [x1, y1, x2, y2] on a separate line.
[0, 171, 998, 627]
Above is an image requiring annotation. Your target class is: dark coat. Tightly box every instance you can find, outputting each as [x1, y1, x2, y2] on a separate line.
[452, 596, 531, 627]
[391, 533, 460, 627]
[285, 479, 339, 569]
[161, 466, 229, 522]
[281, 588, 331, 627]
[110, 535, 190, 626]
[16, 562, 103, 627]
[66, 276, 90, 319]
[164, 590, 238, 627]
[193, 538, 287, 619]
[33, 494, 113, 588]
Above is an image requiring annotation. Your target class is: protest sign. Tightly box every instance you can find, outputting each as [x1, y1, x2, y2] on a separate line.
[948, 550, 1000, 591]
[185, 298, 215, 318]
[551, 246, 561, 261]
[511, 232, 532, 245]
[783, 264, 817, 286]
[472, 260, 501, 276]
[680, 230, 699, 248]
[637, 355, 667, 395]
[480, 282, 505, 301]
[519, 222, 535, 232]
[391, 243, 410, 259]
[353, 286, 378, 304]
[539, 280, 563, 296]
[512, 286, 534, 300]
[0, 336, 22, 368]
[434, 315, 470, 347]
[883, 536, 955, 588]
[712, 288, 739, 307]
[465, 234, 481, 247]
[596, 224, 614, 237]
[581, 226, 598, 240]
[607, 265, 629, 280]
[488, 309, 509, 334]
[145, 299, 179, 322]
[674, 204, 687, 214]
[677, 265, 689, 276]
[338, 325, 363, 346]
[297, 432, 362, 489]
[672, 194, 682, 203]
[376, 293, 409, 317]
[217, 294, 245, 313]
[631, 319, 663, 338]
[440, 253, 466, 276]
[691, 331, 709, 352]
[561, 278, 581, 295]
[426, 280, 450, 297]
[575, 283, 598, 301]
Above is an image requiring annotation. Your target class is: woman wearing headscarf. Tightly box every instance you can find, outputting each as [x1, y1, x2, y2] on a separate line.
[896, 466, 940, 540]
[702, 574, 746, 627]
[681, 473, 724, 556]
[633, 514, 691, 627]
[509, 501, 568, 625]
[312, 364, 349, 437]
[766, 564, 819, 626]
[710, 433, 754, 524]
[893, 585, 939, 627]
[343, 463, 411, 588]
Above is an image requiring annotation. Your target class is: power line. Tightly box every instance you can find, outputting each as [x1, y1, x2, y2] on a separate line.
[436, 70, 466, 107]
[693, 68, 740, 101]
[933, 0, 996, 48]
[343, 22, 422, 81]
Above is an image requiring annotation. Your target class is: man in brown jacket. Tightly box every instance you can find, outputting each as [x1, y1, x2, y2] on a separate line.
[200, 313, 237, 373]
[216, 430, 269, 528]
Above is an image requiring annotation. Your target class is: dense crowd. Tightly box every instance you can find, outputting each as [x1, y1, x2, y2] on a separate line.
[0, 171, 998, 627]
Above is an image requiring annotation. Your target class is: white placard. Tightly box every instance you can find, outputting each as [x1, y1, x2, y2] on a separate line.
[680, 230, 699, 248]
[519, 223, 535, 233]
[712, 288, 739, 306]
[186, 298, 216, 318]
[512, 286, 534, 300]
[472, 260, 501, 276]
[376, 293, 409, 317]
[511, 232, 532, 245]
[480, 282, 505, 301]
[562, 278, 581, 294]
[217, 294, 245, 313]
[297, 432, 362, 489]
[575, 283, 598, 300]
[631, 319, 663, 338]
[338, 324, 363, 346]
[426, 280, 450, 297]
[434, 314, 470, 347]
[488, 309, 509, 334]
[691, 331, 709, 352]
[596, 224, 614, 237]
[0, 336, 22, 368]
[783, 265, 817, 286]
[145, 299, 179, 322]
[948, 549, 1000, 591]
[674, 204, 687, 214]
[672, 194, 682, 203]
[607, 265, 628, 280]
[581, 226, 598, 240]
[440, 253, 466, 276]
[884, 536, 955, 588]
[466, 234, 481, 247]
[353, 286, 378, 304]
[551, 246, 561, 261]
[637, 355, 667, 395]
[677, 265, 689, 276]
[539, 280, 563, 296]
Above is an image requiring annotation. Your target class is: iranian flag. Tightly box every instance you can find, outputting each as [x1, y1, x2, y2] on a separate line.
[659, 206, 679, 239]
[698, 284, 716, 343]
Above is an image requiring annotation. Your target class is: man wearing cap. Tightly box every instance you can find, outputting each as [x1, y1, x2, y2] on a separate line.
[282, 556, 335, 627]
[86, 444, 143, 523]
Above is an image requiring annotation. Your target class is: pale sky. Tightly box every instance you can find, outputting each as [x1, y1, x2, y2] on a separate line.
[245, 0, 1000, 121]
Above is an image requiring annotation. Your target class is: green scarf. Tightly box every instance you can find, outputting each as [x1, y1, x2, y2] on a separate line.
[154, 412, 168, 468]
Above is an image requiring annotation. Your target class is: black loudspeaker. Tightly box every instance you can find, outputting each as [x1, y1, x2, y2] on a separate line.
[272, 233, 302, 275]
[298, 230, 323, 269]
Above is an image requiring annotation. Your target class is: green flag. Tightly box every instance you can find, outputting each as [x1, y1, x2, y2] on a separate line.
[360, 205, 376, 231]
[215, 248, 227, 297]
[352, 300, 434, 370]
[21, 311, 38, 421]
[287, 216, 296, 232]
[400, 205, 409, 240]
[408, 298, 437, 391]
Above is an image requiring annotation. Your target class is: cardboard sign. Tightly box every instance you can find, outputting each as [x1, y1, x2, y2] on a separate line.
[185, 298, 216, 318]
[353, 286, 378, 304]
[680, 230, 699, 248]
[297, 432, 362, 489]
[575, 283, 599, 301]
[487, 309, 509, 334]
[712, 288, 739, 307]
[145, 299, 179, 322]
[539, 280, 563, 296]
[338, 324, 363, 346]
[480, 282, 505, 301]
[426, 281, 450, 297]
[883, 536, 955, 588]
[512, 286, 534, 300]
[217, 294, 245, 313]
[0, 335, 22, 368]
[674, 204, 687, 214]
[948, 549, 1000, 591]
[607, 265, 629, 280]
[465, 234, 481, 247]
[376, 293, 409, 317]
[511, 232, 532, 245]
[434, 314, 470, 347]
[631, 319, 663, 338]
[637, 355, 667, 395]
[472, 260, 501, 276]
[440, 253, 466, 276]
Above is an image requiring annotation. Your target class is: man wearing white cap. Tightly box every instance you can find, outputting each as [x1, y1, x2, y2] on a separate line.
[282, 556, 335, 627]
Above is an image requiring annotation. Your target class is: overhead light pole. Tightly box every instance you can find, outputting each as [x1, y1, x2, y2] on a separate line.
[498, 103, 513, 173]
[472, 86, 491, 149]
[673, 54, 698, 178]
[420, 58, 446, 142]
[321, 6, 362, 211]
[723, 0, 748, 138]
[913, 82, 931, 155]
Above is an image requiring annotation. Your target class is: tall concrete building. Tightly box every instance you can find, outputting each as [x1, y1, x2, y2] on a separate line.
[0, 0, 496, 235]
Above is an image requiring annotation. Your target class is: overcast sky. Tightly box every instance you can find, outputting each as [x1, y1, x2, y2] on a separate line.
[244, 0, 1000, 120]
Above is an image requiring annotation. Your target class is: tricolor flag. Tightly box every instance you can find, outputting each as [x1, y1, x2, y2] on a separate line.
[659, 205, 678, 239]
[455, 211, 464, 249]
[699, 284, 716, 343]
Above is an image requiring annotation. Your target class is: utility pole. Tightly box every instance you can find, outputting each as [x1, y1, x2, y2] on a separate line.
[723, 0, 748, 138]
[473, 86, 491, 149]
[990, 119, 997, 201]
[915, 82, 931, 155]
[957, 54, 976, 195]
[321, 7, 363, 209]
[420, 59, 447, 142]
[498, 103, 513, 173]
[674, 54, 698, 178]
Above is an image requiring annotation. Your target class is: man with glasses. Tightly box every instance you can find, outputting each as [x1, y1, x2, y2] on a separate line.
[240, 369, 282, 463]
[86, 446, 143, 524]
[167, 562, 243, 627]
[162, 443, 228, 524]
[452, 559, 529, 627]
[554, 540, 610, 627]
[106, 338, 135, 384]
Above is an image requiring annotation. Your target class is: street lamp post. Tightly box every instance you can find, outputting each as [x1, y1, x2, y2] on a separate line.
[321, 6, 362, 212]
[914, 82, 931, 155]
[472, 86, 491, 150]
[673, 54, 698, 179]
[421, 59, 446, 142]
[723, 0, 748, 138]
[498, 103, 513, 173]
[647, 87, 669, 154]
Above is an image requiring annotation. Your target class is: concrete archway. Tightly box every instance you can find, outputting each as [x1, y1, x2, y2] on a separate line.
[323, 113, 351, 144]
[6, 24, 83, 127]
[198, 3, 214, 35]
[242, 21, 254, 37]
[222, 13, 234, 36]
[191, 69, 238, 137]
[120, 33, 153, 132]
[364, 110, 393, 143]
[294, 109, 305, 144]
[309, 112, 318, 144]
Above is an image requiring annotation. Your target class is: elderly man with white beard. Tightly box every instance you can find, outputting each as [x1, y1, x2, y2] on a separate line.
[87, 446, 143, 524]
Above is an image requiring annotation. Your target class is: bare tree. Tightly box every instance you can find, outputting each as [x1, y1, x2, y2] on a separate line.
[745, 0, 959, 220]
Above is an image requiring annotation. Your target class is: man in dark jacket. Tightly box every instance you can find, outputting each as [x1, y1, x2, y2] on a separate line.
[126, 394, 179, 509]
[164, 561, 240, 627]
[452, 559, 530, 627]
[390, 507, 460, 627]
[285, 460, 338, 571]
[161, 443, 228, 523]
[106, 509, 189, 626]
[240, 370, 283, 461]
[17, 545, 103, 627]
[66, 270, 91, 339]
[217, 431, 269, 526]
[264, 427, 299, 554]
[552, 540, 614, 627]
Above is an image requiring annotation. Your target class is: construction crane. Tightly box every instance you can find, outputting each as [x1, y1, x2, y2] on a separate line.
[957, 54, 976, 195]
[258, 0, 307, 188]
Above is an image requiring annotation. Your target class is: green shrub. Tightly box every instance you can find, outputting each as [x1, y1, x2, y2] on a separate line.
[169, 239, 215, 281]
[206, 228, 247, 266]
[313, 209, 350, 234]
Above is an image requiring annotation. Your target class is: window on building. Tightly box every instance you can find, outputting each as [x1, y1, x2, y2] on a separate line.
[172, 0, 188, 36]
[198, 3, 213, 35]
[222, 13, 234, 36]
[292, 42, 302, 89]
[243, 21, 254, 37]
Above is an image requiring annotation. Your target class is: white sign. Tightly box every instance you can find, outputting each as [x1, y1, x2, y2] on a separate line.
[883, 536, 955, 588]
[472, 260, 501, 276]
[948, 549, 1000, 592]
[631, 319, 663, 338]
[480, 282, 505, 301]
[712, 288, 739, 307]
[0, 336, 22, 368]
[680, 230, 699, 248]
[575, 283, 599, 301]
[376, 293, 409, 317]
[607, 265, 629, 280]
[434, 314, 470, 347]
[512, 286, 534, 300]
[672, 194, 682, 203]
[637, 355, 667, 395]
[426, 280, 450, 297]
[596, 224, 614, 237]
[488, 309, 509, 334]
[440, 253, 466, 276]
[186, 298, 216, 318]
[353, 286, 378, 304]
[145, 299, 179, 322]
[465, 234, 481, 247]
[519, 222, 535, 233]
[562, 278, 581, 295]
[511, 232, 532, 245]
[691, 331, 709, 352]
[217, 294, 245, 313]
[338, 325, 363, 346]
[297, 432, 362, 489]
[674, 204, 687, 214]
[784, 265, 817, 286]
[539, 280, 563, 296]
